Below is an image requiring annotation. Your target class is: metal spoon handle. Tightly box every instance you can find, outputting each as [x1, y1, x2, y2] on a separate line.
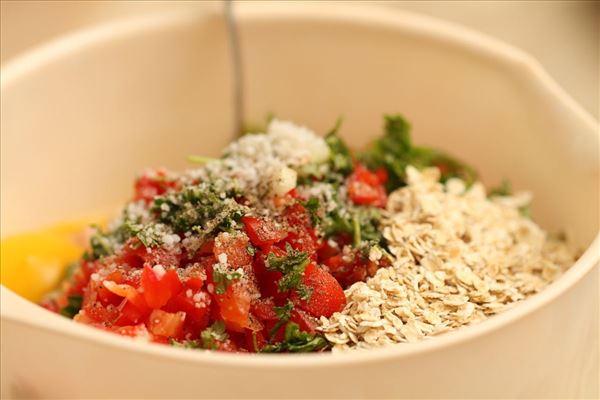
[224, 0, 244, 137]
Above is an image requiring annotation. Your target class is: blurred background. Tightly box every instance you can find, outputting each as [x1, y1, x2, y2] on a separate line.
[1, 0, 598, 118]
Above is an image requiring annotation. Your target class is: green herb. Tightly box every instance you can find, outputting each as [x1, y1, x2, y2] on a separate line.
[303, 197, 321, 228]
[323, 206, 383, 248]
[152, 183, 244, 233]
[261, 323, 329, 353]
[269, 300, 294, 338]
[488, 179, 531, 218]
[325, 117, 353, 176]
[123, 222, 162, 248]
[361, 114, 477, 191]
[266, 243, 310, 293]
[200, 320, 228, 350]
[187, 155, 218, 164]
[169, 339, 201, 349]
[86, 226, 113, 260]
[212, 266, 243, 295]
[59, 295, 83, 319]
[488, 179, 512, 197]
[246, 244, 256, 256]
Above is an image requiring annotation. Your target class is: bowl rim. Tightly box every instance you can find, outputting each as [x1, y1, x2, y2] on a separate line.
[1, 2, 598, 368]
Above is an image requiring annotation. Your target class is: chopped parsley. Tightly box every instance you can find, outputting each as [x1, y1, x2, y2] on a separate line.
[303, 197, 321, 228]
[200, 320, 228, 350]
[261, 323, 329, 353]
[266, 243, 310, 294]
[59, 295, 83, 319]
[361, 114, 478, 191]
[84, 226, 114, 260]
[269, 300, 294, 338]
[325, 117, 353, 176]
[212, 265, 243, 295]
[169, 339, 202, 349]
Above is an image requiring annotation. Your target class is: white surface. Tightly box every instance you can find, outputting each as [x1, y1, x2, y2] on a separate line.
[1, 4, 598, 398]
[1, 0, 598, 118]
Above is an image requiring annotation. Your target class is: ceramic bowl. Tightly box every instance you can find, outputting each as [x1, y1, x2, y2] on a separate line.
[1, 3, 598, 398]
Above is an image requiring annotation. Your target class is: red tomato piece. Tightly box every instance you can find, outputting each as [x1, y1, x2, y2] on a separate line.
[213, 282, 252, 332]
[147, 309, 186, 338]
[133, 169, 178, 204]
[292, 263, 346, 318]
[241, 216, 287, 247]
[347, 163, 388, 208]
[244, 329, 267, 352]
[213, 232, 252, 269]
[163, 288, 211, 332]
[290, 308, 319, 334]
[141, 264, 182, 309]
[250, 298, 278, 322]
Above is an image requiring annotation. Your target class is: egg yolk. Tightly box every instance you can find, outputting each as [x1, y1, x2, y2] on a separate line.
[0, 221, 92, 302]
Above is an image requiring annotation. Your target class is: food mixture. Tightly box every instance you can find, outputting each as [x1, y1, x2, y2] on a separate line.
[41, 115, 577, 353]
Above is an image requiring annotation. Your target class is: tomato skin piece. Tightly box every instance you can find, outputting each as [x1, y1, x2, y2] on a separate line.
[163, 287, 211, 332]
[347, 163, 388, 208]
[213, 232, 252, 270]
[292, 263, 346, 318]
[133, 170, 178, 204]
[147, 309, 186, 338]
[241, 216, 287, 247]
[250, 298, 278, 322]
[244, 329, 267, 352]
[206, 264, 252, 332]
[290, 308, 319, 334]
[141, 265, 182, 309]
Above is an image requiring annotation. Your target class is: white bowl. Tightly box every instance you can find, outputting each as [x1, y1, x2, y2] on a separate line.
[1, 3, 598, 398]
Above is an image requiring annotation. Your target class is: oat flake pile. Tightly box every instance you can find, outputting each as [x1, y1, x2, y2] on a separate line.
[319, 166, 577, 351]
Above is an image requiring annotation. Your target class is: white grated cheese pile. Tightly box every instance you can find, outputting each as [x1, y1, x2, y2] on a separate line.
[187, 119, 330, 200]
[319, 166, 577, 351]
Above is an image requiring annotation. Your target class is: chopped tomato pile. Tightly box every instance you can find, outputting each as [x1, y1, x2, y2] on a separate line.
[42, 115, 475, 353]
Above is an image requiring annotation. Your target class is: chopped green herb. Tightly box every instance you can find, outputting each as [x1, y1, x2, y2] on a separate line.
[266, 243, 310, 293]
[123, 222, 162, 248]
[169, 339, 201, 349]
[261, 323, 329, 353]
[200, 320, 228, 350]
[212, 266, 243, 295]
[269, 300, 294, 338]
[246, 244, 256, 256]
[488, 179, 512, 197]
[187, 155, 218, 164]
[304, 197, 321, 228]
[87, 226, 113, 260]
[325, 117, 353, 176]
[361, 114, 477, 191]
[59, 295, 83, 319]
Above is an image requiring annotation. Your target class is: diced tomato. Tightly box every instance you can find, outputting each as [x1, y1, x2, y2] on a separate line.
[206, 262, 252, 332]
[83, 300, 120, 324]
[163, 288, 211, 332]
[253, 248, 287, 302]
[250, 298, 278, 322]
[290, 308, 319, 334]
[244, 329, 267, 352]
[133, 169, 178, 204]
[111, 324, 150, 338]
[241, 216, 287, 247]
[347, 163, 387, 208]
[292, 263, 346, 318]
[213, 232, 252, 269]
[147, 309, 186, 338]
[141, 264, 182, 309]
[374, 167, 388, 184]
[280, 229, 317, 258]
[115, 300, 149, 326]
[282, 203, 312, 230]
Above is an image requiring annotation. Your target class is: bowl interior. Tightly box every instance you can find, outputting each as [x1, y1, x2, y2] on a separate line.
[1, 1, 598, 324]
